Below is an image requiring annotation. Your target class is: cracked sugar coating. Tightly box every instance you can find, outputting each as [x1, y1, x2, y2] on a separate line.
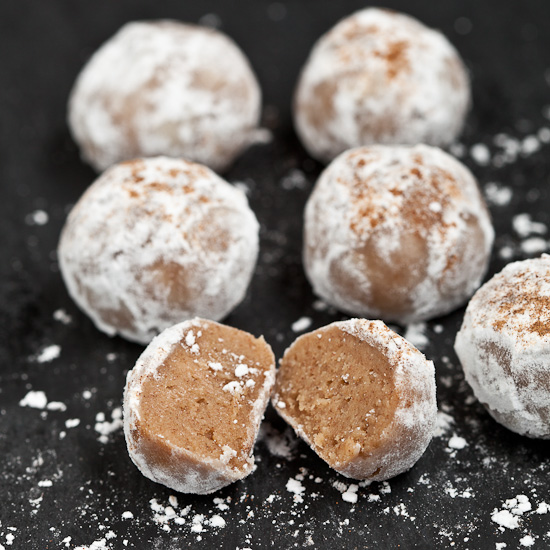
[272, 319, 437, 481]
[68, 20, 262, 173]
[58, 157, 259, 344]
[304, 144, 494, 324]
[294, 8, 470, 163]
[124, 318, 276, 494]
[455, 255, 550, 439]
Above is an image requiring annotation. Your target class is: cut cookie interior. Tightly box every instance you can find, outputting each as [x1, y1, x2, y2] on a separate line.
[124, 318, 275, 494]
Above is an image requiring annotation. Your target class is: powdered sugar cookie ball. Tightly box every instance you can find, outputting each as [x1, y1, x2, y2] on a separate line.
[304, 145, 494, 324]
[124, 318, 276, 494]
[68, 21, 262, 173]
[294, 8, 470, 163]
[455, 256, 550, 439]
[273, 319, 437, 481]
[58, 157, 259, 344]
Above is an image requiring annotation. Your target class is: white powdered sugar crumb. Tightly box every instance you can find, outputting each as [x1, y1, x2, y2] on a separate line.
[222, 381, 242, 395]
[25, 209, 49, 225]
[35, 344, 61, 363]
[448, 434, 467, 450]
[209, 515, 226, 528]
[286, 478, 305, 503]
[492, 510, 520, 530]
[470, 143, 491, 166]
[122, 511, 134, 520]
[512, 213, 547, 238]
[341, 484, 359, 504]
[404, 322, 428, 350]
[234, 364, 249, 377]
[19, 391, 48, 409]
[536, 502, 550, 514]
[53, 309, 72, 324]
[46, 401, 67, 412]
[484, 182, 513, 206]
[519, 535, 535, 547]
[208, 361, 223, 371]
[38, 480, 53, 487]
[520, 237, 547, 255]
[281, 169, 308, 190]
[291, 317, 312, 333]
[95, 407, 123, 444]
[65, 418, 80, 429]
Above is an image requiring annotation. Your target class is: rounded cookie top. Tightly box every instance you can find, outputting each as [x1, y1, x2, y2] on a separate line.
[304, 144, 494, 323]
[455, 255, 550, 439]
[68, 20, 262, 172]
[294, 7, 470, 162]
[58, 156, 259, 344]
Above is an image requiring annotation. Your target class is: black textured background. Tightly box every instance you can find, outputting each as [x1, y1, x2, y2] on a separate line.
[2, 1, 550, 548]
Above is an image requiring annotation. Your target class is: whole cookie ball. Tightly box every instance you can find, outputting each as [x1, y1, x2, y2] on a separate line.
[304, 145, 494, 324]
[68, 21, 262, 173]
[58, 157, 259, 344]
[294, 8, 470, 163]
[455, 256, 550, 439]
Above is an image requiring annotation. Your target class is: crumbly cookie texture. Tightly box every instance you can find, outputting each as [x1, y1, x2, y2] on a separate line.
[58, 157, 259, 344]
[304, 144, 494, 324]
[455, 255, 550, 439]
[273, 319, 437, 481]
[68, 20, 262, 173]
[294, 7, 470, 163]
[124, 318, 276, 494]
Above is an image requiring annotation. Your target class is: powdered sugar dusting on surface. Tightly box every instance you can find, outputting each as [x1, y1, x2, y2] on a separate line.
[58, 157, 259, 344]
[304, 145, 494, 324]
[455, 255, 550, 438]
[294, 8, 470, 162]
[68, 20, 262, 173]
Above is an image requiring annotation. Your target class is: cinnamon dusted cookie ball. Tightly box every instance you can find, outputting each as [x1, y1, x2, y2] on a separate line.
[272, 319, 437, 481]
[58, 157, 259, 344]
[68, 21, 262, 173]
[124, 318, 276, 494]
[294, 8, 470, 163]
[455, 256, 550, 439]
[304, 145, 494, 324]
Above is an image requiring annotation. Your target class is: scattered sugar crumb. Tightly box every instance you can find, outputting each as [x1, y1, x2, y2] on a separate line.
[291, 317, 312, 332]
[65, 418, 80, 429]
[281, 169, 307, 190]
[491, 510, 520, 530]
[286, 478, 305, 503]
[471, 143, 491, 165]
[519, 535, 535, 547]
[35, 344, 61, 363]
[95, 407, 123, 444]
[46, 401, 67, 412]
[448, 434, 467, 450]
[53, 309, 72, 324]
[513, 213, 547, 238]
[434, 412, 455, 437]
[19, 390, 48, 409]
[484, 182, 513, 206]
[520, 237, 547, 255]
[25, 209, 49, 225]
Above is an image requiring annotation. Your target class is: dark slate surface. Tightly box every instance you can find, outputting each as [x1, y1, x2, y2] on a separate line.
[1, 1, 550, 548]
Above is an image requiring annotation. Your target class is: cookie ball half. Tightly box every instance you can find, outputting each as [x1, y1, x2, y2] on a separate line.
[273, 319, 437, 481]
[124, 318, 276, 494]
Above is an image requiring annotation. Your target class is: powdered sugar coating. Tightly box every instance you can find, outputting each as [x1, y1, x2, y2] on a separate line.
[304, 144, 494, 324]
[273, 319, 437, 481]
[124, 318, 276, 494]
[68, 20, 262, 173]
[455, 255, 550, 438]
[294, 8, 470, 163]
[58, 157, 259, 344]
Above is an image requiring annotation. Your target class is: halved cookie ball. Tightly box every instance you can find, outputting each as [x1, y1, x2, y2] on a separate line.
[68, 21, 262, 173]
[124, 318, 276, 494]
[294, 7, 470, 163]
[455, 255, 550, 438]
[58, 156, 259, 344]
[304, 144, 494, 324]
[272, 319, 437, 481]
